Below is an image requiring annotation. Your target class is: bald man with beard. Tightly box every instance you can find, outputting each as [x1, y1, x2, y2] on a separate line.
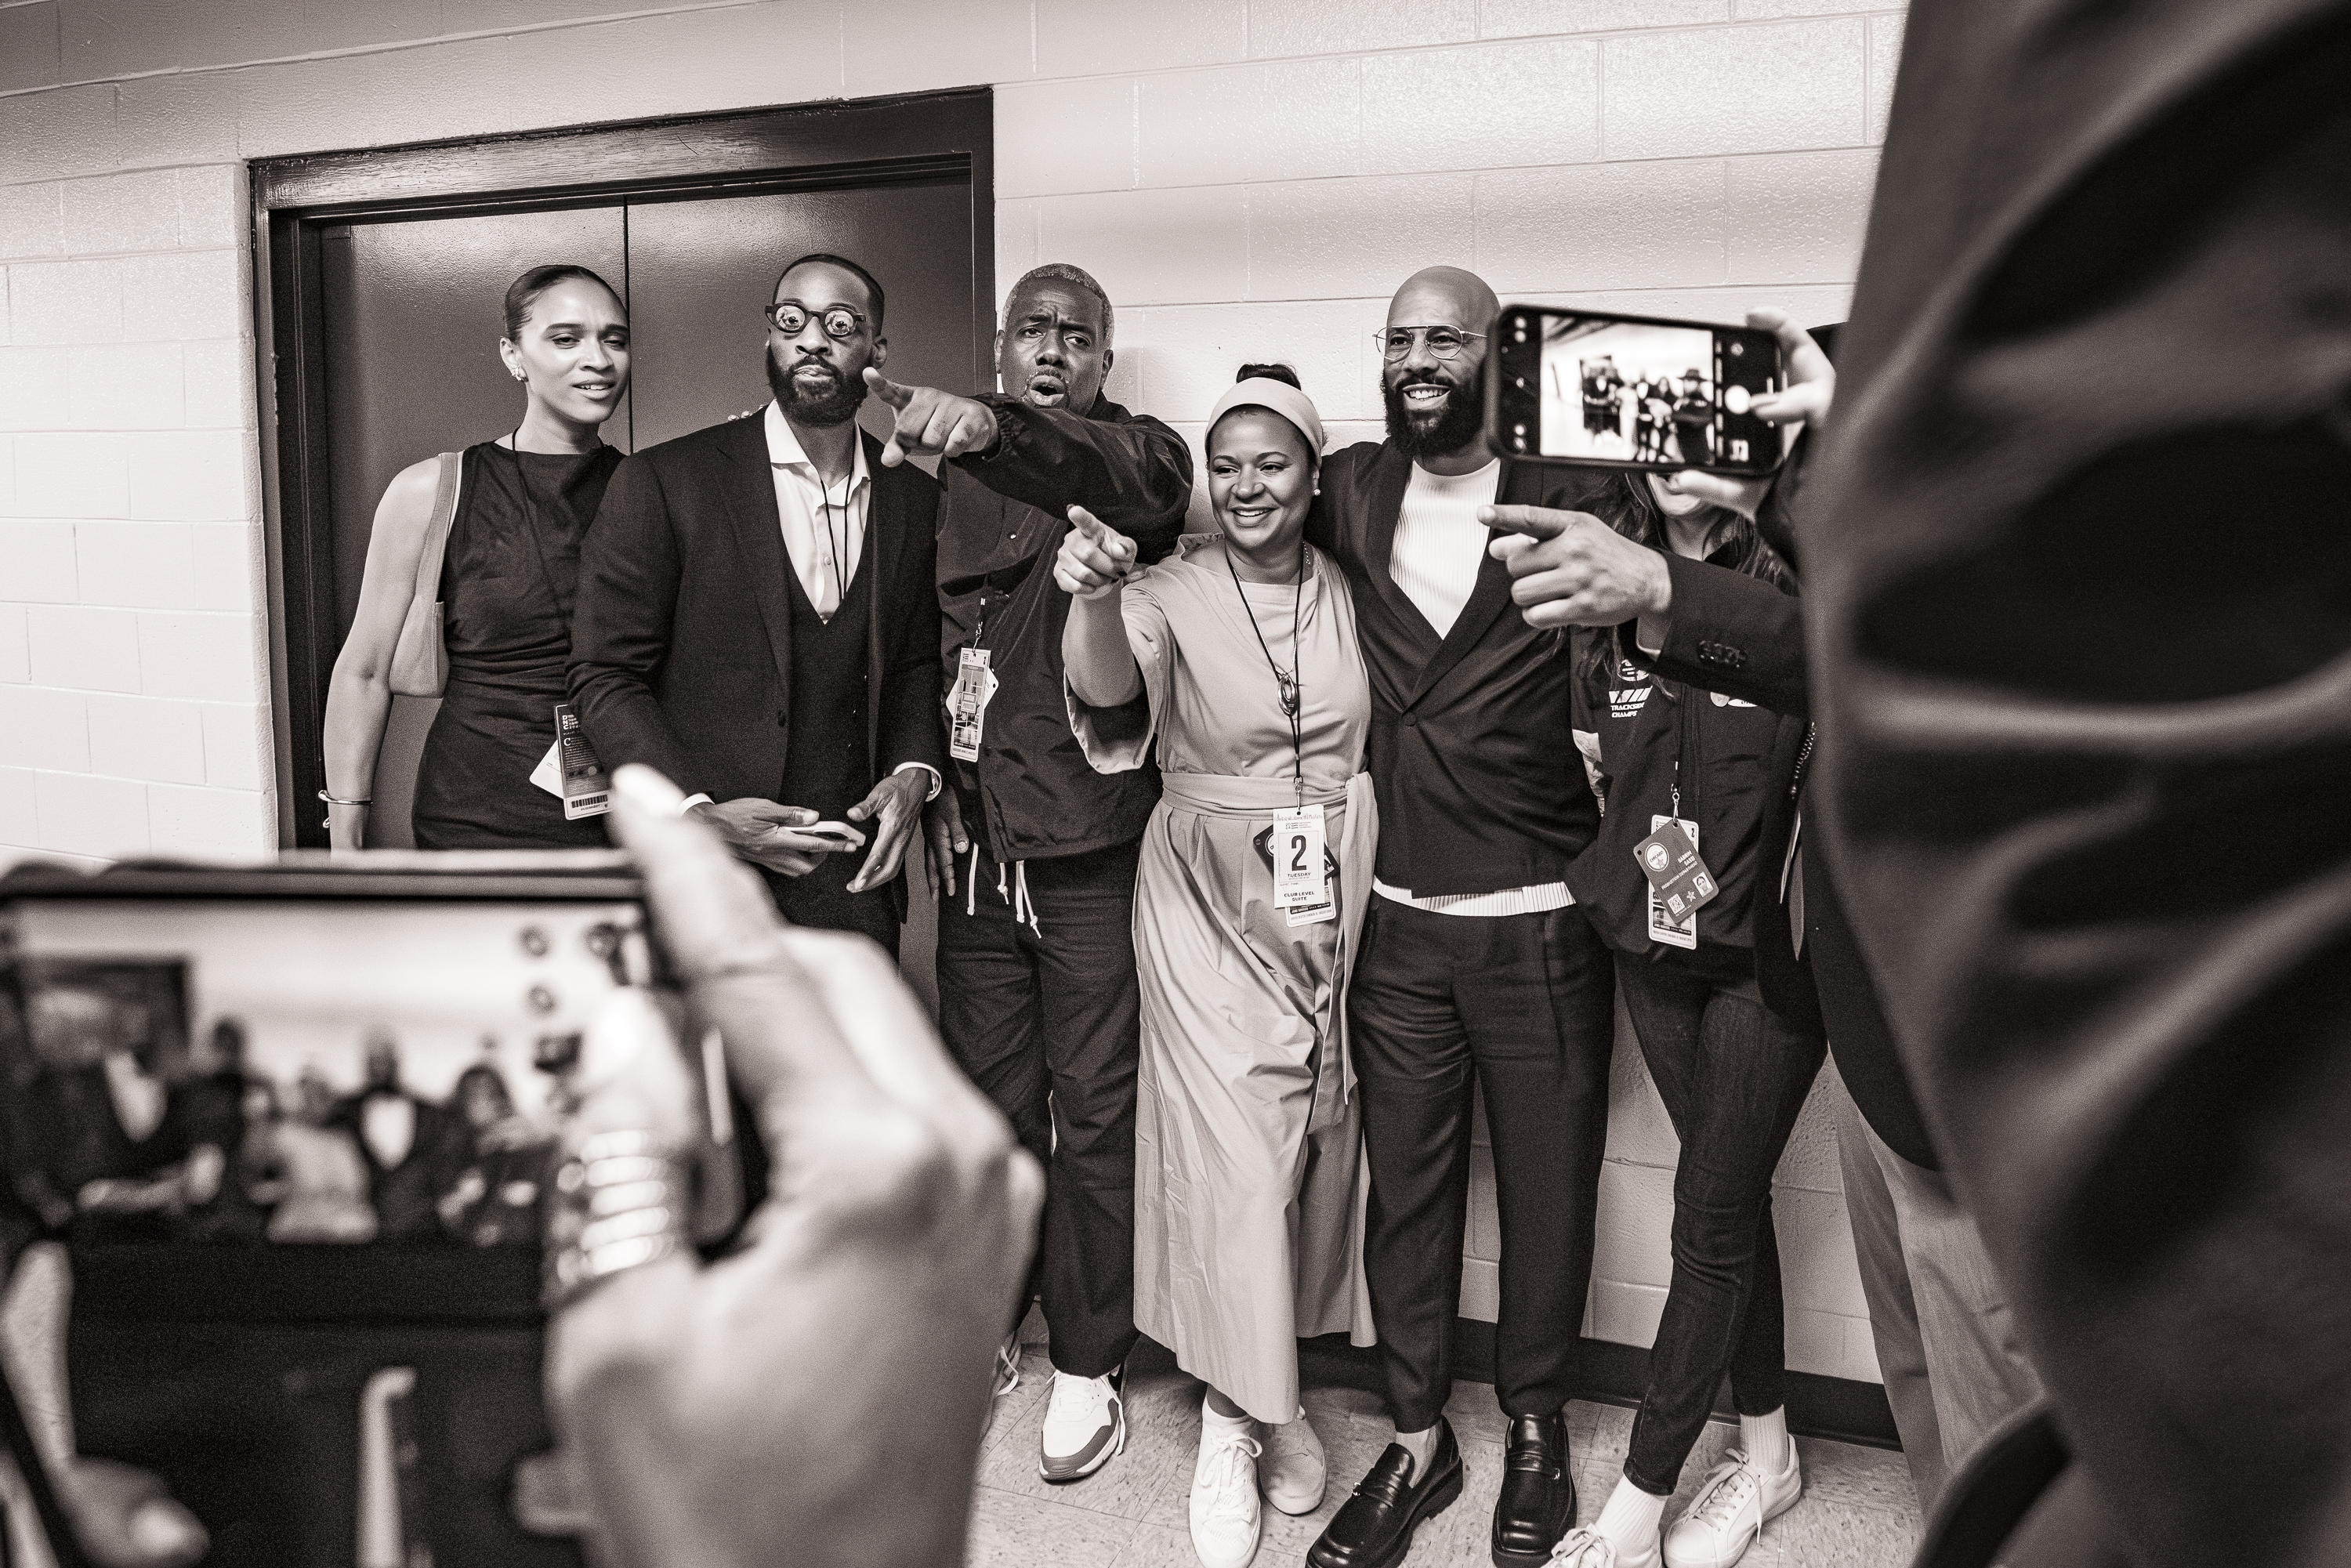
[1303, 268, 1617, 1568]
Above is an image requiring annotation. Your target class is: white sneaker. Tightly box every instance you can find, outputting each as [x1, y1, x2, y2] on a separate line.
[1550, 1526, 1660, 1567]
[1039, 1367, 1125, 1483]
[993, 1331, 1023, 1398]
[1259, 1413, 1326, 1515]
[1661, 1447, 1802, 1568]
[1190, 1419, 1264, 1568]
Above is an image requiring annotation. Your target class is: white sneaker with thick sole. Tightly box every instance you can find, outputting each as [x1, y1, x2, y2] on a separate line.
[1259, 1413, 1327, 1515]
[1190, 1421, 1264, 1568]
[1039, 1368, 1126, 1483]
[1549, 1526, 1660, 1567]
[1661, 1446, 1802, 1568]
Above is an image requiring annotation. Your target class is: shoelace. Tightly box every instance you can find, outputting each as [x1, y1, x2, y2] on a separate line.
[1686, 1455, 1762, 1530]
[1548, 1527, 1614, 1566]
[1047, 1373, 1108, 1424]
[1195, 1432, 1264, 1527]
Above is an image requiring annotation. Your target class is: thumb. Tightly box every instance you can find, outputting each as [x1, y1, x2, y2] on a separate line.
[862, 366, 911, 409]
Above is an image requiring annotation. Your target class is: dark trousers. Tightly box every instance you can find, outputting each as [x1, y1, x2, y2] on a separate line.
[757, 862, 900, 960]
[936, 837, 1143, 1378]
[1351, 898, 1617, 1432]
[1614, 954, 1827, 1495]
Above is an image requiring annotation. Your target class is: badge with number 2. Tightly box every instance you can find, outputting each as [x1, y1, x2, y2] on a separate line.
[1273, 805, 1335, 927]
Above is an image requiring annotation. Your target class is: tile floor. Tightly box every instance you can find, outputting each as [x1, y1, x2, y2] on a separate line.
[968, 1327, 1922, 1568]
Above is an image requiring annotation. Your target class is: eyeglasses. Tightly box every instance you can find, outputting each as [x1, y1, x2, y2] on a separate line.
[763, 301, 868, 339]
[1375, 325, 1487, 362]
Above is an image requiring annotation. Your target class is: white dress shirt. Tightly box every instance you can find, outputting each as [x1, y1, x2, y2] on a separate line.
[1374, 457, 1572, 918]
[766, 399, 869, 620]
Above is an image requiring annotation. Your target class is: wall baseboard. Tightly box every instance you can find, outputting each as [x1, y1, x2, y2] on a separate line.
[1297, 1319, 1900, 1452]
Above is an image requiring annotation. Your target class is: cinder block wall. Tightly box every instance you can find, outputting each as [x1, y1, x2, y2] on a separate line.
[0, 0, 1900, 1384]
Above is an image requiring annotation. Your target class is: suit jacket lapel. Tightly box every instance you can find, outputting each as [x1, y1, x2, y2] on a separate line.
[719, 415, 795, 702]
[1404, 458, 1528, 705]
[1360, 444, 1422, 635]
[859, 430, 901, 764]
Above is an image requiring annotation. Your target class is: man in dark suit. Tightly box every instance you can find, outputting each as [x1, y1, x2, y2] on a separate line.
[845, 263, 1193, 1483]
[1482, 313, 2042, 1515]
[1302, 266, 1615, 1568]
[1796, 2, 2351, 1563]
[570, 254, 944, 956]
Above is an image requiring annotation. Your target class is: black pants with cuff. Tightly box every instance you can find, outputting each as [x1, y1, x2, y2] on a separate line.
[936, 836, 1143, 1380]
[1350, 898, 1617, 1434]
[1614, 953, 1827, 1495]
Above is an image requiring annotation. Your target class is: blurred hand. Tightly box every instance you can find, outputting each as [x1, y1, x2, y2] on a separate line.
[549, 765, 1041, 1568]
[1665, 307, 1835, 520]
[923, 791, 969, 901]
[1483, 505, 1674, 630]
[56, 1458, 210, 1568]
[687, 798, 851, 879]
[843, 770, 928, 896]
[1052, 505, 1136, 600]
[863, 370, 999, 467]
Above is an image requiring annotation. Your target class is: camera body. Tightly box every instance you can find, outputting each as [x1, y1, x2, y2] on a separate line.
[0, 853, 742, 1568]
[1487, 305, 1788, 476]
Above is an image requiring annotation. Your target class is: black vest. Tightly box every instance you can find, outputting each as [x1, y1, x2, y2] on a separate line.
[779, 557, 872, 824]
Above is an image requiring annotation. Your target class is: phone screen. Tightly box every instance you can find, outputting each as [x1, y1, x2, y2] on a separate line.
[1488, 306, 1786, 475]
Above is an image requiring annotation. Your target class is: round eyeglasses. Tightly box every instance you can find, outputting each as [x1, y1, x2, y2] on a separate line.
[764, 302, 868, 339]
[1375, 325, 1487, 362]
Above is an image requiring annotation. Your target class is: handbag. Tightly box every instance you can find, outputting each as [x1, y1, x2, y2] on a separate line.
[387, 452, 465, 697]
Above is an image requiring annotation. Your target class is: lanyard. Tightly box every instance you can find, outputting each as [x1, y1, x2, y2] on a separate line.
[813, 465, 853, 607]
[1226, 538, 1308, 806]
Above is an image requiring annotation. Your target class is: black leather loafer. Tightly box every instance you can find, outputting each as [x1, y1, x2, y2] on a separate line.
[1306, 1418, 1464, 1568]
[1491, 1410, 1577, 1566]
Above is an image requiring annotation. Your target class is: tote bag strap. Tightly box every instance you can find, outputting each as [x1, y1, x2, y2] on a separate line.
[412, 451, 463, 605]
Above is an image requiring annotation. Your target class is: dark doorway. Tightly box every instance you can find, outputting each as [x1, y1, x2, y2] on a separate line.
[257, 90, 994, 1008]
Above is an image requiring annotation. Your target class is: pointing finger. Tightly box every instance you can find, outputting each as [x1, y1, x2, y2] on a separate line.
[1481, 503, 1576, 541]
[861, 367, 912, 409]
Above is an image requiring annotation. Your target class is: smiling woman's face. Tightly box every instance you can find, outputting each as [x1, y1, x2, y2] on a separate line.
[1208, 408, 1315, 559]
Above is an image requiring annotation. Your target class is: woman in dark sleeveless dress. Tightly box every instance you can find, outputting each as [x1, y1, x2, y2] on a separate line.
[323, 265, 630, 849]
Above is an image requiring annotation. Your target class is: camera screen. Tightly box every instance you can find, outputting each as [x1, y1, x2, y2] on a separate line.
[1534, 314, 1778, 469]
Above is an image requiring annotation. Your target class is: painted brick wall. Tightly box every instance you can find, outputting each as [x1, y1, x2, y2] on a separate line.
[0, 0, 1901, 1383]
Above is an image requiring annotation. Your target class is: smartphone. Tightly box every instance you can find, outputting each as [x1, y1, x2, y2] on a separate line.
[1487, 305, 1787, 475]
[800, 820, 867, 850]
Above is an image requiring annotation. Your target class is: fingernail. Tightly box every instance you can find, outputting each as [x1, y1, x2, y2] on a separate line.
[614, 765, 686, 817]
[129, 1500, 205, 1560]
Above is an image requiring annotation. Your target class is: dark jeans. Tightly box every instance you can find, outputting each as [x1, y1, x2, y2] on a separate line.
[756, 862, 900, 960]
[1350, 898, 1617, 1432]
[1615, 954, 1828, 1495]
[936, 837, 1143, 1378]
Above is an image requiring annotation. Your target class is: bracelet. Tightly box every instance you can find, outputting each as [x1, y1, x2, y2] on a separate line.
[317, 790, 372, 806]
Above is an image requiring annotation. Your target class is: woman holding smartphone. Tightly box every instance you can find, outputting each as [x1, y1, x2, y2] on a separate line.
[1056, 366, 1374, 1568]
[323, 264, 631, 849]
[1550, 472, 1824, 1568]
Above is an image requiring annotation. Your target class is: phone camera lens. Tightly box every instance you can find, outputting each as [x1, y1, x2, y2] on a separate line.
[527, 985, 558, 1015]
[519, 925, 549, 958]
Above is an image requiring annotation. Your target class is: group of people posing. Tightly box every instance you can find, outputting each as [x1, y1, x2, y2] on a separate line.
[323, 252, 2039, 1568]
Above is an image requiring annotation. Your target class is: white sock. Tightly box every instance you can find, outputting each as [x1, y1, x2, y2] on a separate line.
[1202, 1396, 1255, 1443]
[1393, 1423, 1440, 1478]
[1594, 1473, 1668, 1548]
[1739, 1407, 1791, 1475]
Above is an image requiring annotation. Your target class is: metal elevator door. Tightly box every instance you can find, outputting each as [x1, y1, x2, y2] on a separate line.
[316, 176, 974, 1009]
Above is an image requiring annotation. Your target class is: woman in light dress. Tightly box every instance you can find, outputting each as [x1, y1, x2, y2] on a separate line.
[1057, 365, 1375, 1568]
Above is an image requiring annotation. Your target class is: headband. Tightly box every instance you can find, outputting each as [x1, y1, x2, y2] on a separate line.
[1208, 378, 1328, 457]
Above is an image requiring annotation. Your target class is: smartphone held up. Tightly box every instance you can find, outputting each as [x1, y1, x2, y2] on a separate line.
[1487, 306, 1788, 476]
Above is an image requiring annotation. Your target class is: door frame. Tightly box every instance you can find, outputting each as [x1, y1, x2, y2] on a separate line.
[249, 88, 994, 847]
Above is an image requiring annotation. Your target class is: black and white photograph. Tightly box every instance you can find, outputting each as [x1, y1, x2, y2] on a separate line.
[0, 2, 2338, 1566]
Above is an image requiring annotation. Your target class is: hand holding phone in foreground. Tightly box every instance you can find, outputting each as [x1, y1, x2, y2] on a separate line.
[547, 764, 1042, 1568]
[1657, 308, 1835, 520]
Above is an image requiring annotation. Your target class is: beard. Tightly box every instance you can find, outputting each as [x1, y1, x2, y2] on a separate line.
[1383, 374, 1484, 462]
[766, 346, 866, 427]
